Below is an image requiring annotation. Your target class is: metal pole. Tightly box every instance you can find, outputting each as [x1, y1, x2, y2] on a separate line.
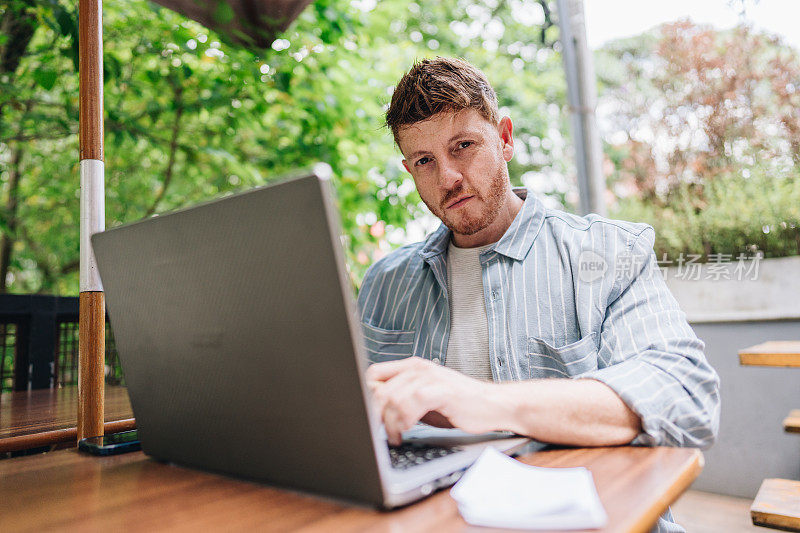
[78, 0, 105, 441]
[556, 0, 606, 216]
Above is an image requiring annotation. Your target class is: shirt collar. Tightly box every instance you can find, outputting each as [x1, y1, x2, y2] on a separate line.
[418, 188, 546, 262]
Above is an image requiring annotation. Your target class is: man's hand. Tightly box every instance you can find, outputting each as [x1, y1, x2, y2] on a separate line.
[365, 356, 643, 447]
[365, 356, 501, 446]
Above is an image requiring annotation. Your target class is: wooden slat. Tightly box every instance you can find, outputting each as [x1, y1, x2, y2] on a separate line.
[0, 386, 134, 452]
[785, 410, 800, 434]
[739, 341, 800, 367]
[77, 291, 105, 441]
[751, 478, 800, 532]
[0, 446, 703, 532]
[0, 419, 135, 452]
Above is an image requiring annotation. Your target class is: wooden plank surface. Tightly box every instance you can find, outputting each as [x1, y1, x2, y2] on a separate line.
[0, 386, 135, 452]
[739, 341, 800, 367]
[785, 410, 800, 434]
[0, 445, 702, 532]
[751, 478, 800, 532]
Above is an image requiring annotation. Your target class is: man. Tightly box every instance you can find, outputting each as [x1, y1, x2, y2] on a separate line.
[358, 57, 719, 532]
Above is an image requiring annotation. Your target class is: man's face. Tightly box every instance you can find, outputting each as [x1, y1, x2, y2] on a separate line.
[397, 109, 514, 238]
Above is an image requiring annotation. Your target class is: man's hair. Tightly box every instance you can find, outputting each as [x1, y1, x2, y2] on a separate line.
[385, 57, 499, 145]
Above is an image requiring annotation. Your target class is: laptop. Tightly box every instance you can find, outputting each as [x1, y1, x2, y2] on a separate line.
[91, 173, 535, 508]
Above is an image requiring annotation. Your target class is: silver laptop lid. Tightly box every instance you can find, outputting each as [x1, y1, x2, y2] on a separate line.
[92, 174, 388, 505]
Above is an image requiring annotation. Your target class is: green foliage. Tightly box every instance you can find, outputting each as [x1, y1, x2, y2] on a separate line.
[4, 1, 798, 294]
[0, 0, 565, 294]
[613, 169, 800, 260]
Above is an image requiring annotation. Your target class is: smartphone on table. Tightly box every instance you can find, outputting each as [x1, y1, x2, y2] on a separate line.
[78, 430, 141, 456]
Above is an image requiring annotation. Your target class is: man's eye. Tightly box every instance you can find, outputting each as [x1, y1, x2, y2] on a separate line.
[415, 157, 431, 166]
[458, 141, 473, 149]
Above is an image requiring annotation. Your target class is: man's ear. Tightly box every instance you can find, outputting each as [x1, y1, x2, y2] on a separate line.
[498, 116, 514, 162]
[401, 159, 411, 173]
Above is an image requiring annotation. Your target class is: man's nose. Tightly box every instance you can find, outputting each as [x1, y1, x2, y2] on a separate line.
[438, 158, 463, 191]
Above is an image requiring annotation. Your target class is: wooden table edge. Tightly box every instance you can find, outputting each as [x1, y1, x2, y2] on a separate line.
[750, 478, 800, 532]
[0, 445, 705, 532]
[0, 418, 136, 453]
[750, 512, 800, 532]
[738, 343, 800, 367]
[739, 353, 800, 367]
[624, 448, 704, 533]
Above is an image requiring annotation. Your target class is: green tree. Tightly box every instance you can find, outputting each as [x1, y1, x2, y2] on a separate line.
[1, 0, 565, 294]
[596, 21, 800, 260]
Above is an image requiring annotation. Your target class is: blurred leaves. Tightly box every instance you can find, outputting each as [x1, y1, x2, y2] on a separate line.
[0, 0, 565, 294]
[614, 169, 800, 260]
[598, 21, 800, 260]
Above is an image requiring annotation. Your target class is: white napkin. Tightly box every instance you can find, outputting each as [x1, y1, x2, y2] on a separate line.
[450, 447, 608, 530]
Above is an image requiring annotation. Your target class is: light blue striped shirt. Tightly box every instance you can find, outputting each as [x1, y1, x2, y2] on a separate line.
[357, 188, 720, 532]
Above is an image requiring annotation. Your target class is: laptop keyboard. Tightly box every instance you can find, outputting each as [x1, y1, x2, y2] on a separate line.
[388, 444, 462, 470]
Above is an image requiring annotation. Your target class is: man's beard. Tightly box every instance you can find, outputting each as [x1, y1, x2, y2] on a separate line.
[425, 167, 508, 237]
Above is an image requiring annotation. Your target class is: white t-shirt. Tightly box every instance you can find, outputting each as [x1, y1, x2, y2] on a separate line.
[444, 239, 494, 381]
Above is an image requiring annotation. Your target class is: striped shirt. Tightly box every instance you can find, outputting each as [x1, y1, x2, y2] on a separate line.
[358, 187, 719, 444]
[357, 188, 720, 532]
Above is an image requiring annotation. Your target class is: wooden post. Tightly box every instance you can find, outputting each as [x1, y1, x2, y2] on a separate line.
[77, 0, 105, 441]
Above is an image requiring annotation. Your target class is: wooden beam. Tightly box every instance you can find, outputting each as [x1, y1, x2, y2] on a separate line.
[79, 0, 103, 162]
[77, 292, 105, 440]
[78, 0, 105, 442]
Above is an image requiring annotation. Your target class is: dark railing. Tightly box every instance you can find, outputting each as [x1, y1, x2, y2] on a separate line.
[0, 295, 122, 392]
[0, 322, 17, 391]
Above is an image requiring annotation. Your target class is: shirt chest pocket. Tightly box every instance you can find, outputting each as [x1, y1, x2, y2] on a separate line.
[361, 323, 416, 364]
[525, 332, 598, 379]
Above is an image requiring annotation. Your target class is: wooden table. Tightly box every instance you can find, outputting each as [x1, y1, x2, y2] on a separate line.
[739, 341, 800, 367]
[0, 386, 135, 453]
[0, 445, 702, 532]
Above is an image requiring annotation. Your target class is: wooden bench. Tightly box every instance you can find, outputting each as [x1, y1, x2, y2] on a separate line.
[785, 410, 800, 434]
[751, 478, 800, 532]
[739, 343, 800, 530]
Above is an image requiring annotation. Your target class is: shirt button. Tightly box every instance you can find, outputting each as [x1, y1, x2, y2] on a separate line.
[432, 357, 441, 365]
[491, 290, 499, 300]
[497, 358, 503, 367]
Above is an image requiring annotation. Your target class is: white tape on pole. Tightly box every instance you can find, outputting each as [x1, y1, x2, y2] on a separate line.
[80, 159, 105, 292]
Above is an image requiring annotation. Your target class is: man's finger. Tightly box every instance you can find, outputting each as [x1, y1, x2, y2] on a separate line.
[380, 374, 440, 438]
[383, 405, 406, 446]
[365, 356, 423, 382]
[382, 397, 428, 446]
